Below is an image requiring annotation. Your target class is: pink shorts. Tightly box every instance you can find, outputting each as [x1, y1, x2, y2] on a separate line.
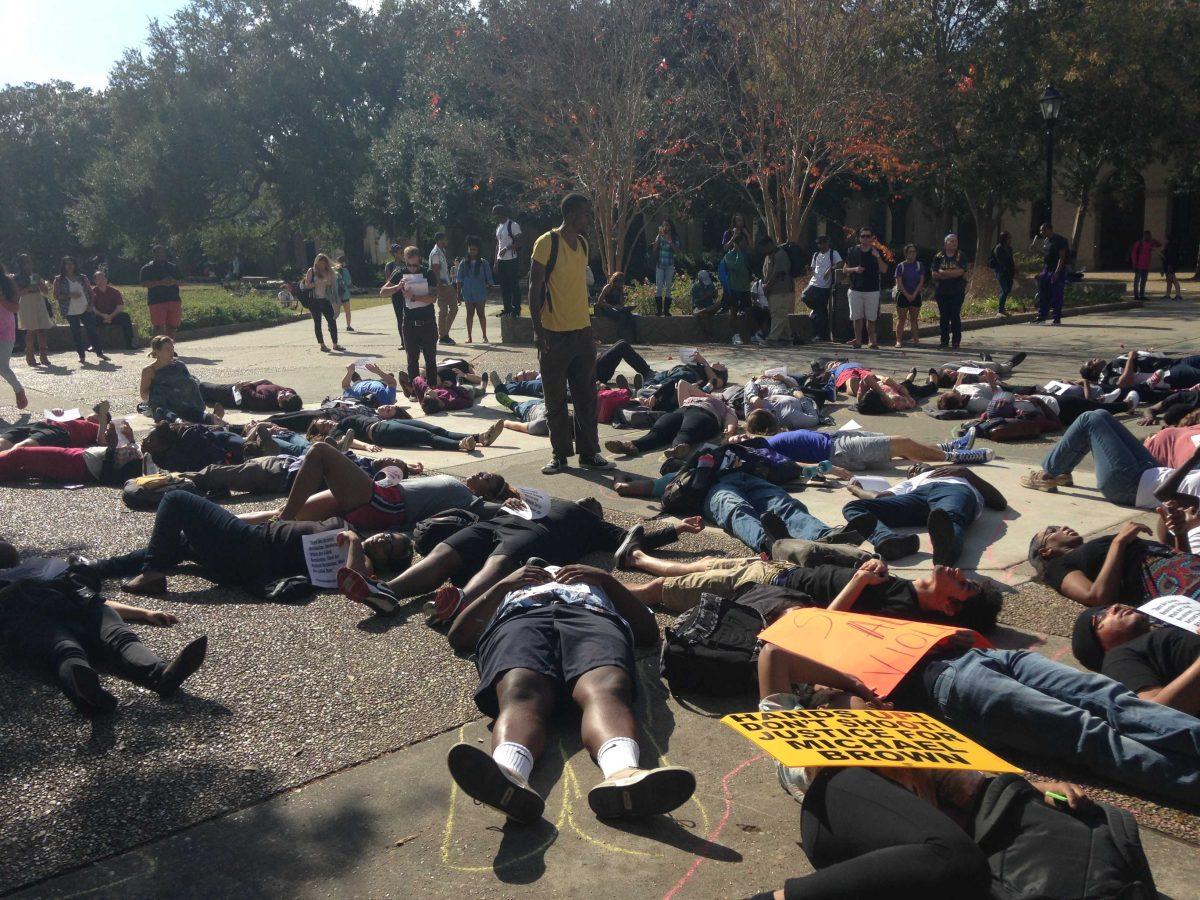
[149, 301, 182, 329]
[344, 482, 407, 531]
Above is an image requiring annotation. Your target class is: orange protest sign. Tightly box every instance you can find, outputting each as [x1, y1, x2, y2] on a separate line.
[758, 608, 985, 698]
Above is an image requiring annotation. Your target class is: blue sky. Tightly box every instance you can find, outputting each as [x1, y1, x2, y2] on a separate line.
[0, 0, 377, 90]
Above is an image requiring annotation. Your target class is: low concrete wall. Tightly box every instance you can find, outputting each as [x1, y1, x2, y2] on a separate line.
[37, 313, 308, 352]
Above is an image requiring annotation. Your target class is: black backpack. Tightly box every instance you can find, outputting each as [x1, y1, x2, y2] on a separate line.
[973, 774, 1157, 900]
[778, 241, 806, 278]
[412, 509, 478, 556]
[659, 584, 812, 697]
[121, 473, 203, 511]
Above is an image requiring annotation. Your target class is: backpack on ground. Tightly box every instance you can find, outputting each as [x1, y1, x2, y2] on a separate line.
[412, 509, 478, 557]
[615, 406, 667, 429]
[121, 473, 202, 511]
[660, 585, 811, 697]
[778, 241, 806, 278]
[972, 773, 1156, 900]
[596, 387, 632, 423]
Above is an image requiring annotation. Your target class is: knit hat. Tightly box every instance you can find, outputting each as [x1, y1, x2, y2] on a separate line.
[1071, 607, 1107, 672]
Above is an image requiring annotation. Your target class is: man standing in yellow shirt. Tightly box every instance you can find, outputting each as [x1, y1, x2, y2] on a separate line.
[528, 193, 612, 474]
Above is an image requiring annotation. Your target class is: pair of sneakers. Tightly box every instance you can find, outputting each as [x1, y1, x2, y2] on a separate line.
[937, 427, 994, 465]
[446, 743, 696, 825]
[543, 454, 612, 474]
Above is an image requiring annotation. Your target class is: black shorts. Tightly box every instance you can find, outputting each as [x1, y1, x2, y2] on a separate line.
[0, 423, 68, 447]
[721, 289, 753, 312]
[895, 292, 922, 309]
[473, 604, 635, 718]
[443, 519, 546, 573]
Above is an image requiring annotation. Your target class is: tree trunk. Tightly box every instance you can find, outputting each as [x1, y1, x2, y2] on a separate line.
[1068, 182, 1092, 261]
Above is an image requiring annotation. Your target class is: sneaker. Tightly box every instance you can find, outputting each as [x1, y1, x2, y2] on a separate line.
[927, 507, 960, 566]
[587, 766, 696, 819]
[489, 371, 503, 391]
[579, 454, 614, 469]
[1020, 470, 1069, 492]
[1125, 391, 1141, 412]
[156, 635, 208, 698]
[495, 390, 516, 411]
[477, 419, 505, 447]
[946, 448, 994, 465]
[1007, 352, 1027, 368]
[614, 373, 629, 391]
[430, 584, 467, 623]
[875, 533, 920, 561]
[441, 336, 457, 345]
[817, 524, 866, 546]
[633, 372, 644, 390]
[142, 453, 159, 476]
[542, 457, 566, 474]
[613, 524, 644, 569]
[1099, 388, 1122, 403]
[459, 435, 477, 452]
[336, 566, 400, 615]
[731, 334, 742, 345]
[447, 742, 545, 824]
[937, 426, 976, 453]
[750, 334, 764, 344]
[759, 510, 791, 543]
[759, 693, 807, 800]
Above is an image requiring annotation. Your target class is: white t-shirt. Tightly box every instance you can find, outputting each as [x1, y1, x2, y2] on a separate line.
[1134, 466, 1200, 510]
[428, 245, 451, 285]
[66, 278, 88, 315]
[752, 280, 769, 308]
[807, 250, 842, 289]
[956, 383, 995, 414]
[496, 220, 522, 261]
[889, 470, 985, 517]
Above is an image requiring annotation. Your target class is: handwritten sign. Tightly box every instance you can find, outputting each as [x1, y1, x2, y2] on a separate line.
[758, 608, 984, 698]
[301, 531, 344, 589]
[722, 708, 1019, 772]
[1140, 595, 1200, 635]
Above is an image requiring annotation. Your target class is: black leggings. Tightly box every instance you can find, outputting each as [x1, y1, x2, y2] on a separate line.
[309, 298, 338, 345]
[906, 380, 940, 400]
[770, 768, 990, 900]
[1053, 394, 1129, 426]
[22, 603, 165, 707]
[631, 406, 719, 451]
[403, 318, 438, 382]
[67, 311, 104, 358]
[366, 418, 470, 450]
[595, 340, 654, 383]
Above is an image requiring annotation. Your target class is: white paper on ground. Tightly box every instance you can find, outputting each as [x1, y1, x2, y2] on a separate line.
[764, 366, 788, 378]
[301, 531, 344, 589]
[500, 486, 552, 520]
[956, 367, 984, 376]
[837, 419, 863, 432]
[231, 385, 242, 406]
[679, 347, 699, 364]
[1140, 595, 1200, 634]
[850, 476, 892, 492]
[44, 408, 81, 422]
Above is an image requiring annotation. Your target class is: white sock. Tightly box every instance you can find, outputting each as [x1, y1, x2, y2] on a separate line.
[596, 736, 640, 779]
[493, 742, 534, 781]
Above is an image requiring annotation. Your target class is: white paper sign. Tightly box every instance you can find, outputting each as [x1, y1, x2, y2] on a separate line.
[837, 418, 863, 432]
[501, 487, 552, 520]
[1140, 595, 1200, 635]
[764, 366, 788, 378]
[301, 531, 344, 589]
[44, 408, 81, 422]
[679, 347, 699, 364]
[401, 274, 430, 297]
[231, 385, 243, 406]
[956, 367, 984, 376]
[851, 475, 892, 492]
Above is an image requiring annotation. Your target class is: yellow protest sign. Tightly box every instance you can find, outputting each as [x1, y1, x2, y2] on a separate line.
[722, 708, 1020, 772]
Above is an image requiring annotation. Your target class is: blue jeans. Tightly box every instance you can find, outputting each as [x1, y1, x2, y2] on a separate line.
[843, 482, 977, 561]
[503, 378, 544, 398]
[1165, 356, 1200, 389]
[703, 470, 834, 552]
[994, 270, 1013, 312]
[271, 429, 310, 456]
[932, 649, 1200, 804]
[655, 264, 674, 298]
[1036, 269, 1065, 322]
[1041, 410, 1156, 504]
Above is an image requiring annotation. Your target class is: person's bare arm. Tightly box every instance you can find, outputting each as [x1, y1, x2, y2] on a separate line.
[105, 600, 179, 626]
[448, 565, 552, 653]
[528, 261, 547, 351]
[1113, 352, 1140, 392]
[556, 566, 659, 647]
[341, 364, 355, 390]
[139, 366, 155, 401]
[676, 379, 708, 405]
[1057, 523, 1150, 606]
[827, 560, 890, 612]
[1139, 656, 1200, 715]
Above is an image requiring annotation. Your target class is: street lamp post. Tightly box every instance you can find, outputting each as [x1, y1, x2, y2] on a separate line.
[1039, 85, 1063, 225]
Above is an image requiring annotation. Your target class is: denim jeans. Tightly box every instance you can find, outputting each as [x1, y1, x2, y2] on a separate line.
[1036, 269, 1065, 322]
[1133, 268, 1149, 300]
[271, 429, 310, 456]
[704, 470, 834, 552]
[514, 399, 542, 420]
[843, 482, 977, 561]
[994, 271, 1013, 312]
[931, 649, 1200, 804]
[1041, 410, 1156, 504]
[655, 264, 674, 298]
[503, 378, 544, 397]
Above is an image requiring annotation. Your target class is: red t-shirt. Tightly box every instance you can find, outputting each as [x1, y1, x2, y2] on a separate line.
[59, 418, 100, 447]
[91, 285, 124, 316]
[1144, 425, 1200, 468]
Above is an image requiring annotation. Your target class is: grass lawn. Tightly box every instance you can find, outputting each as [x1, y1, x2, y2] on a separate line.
[114, 284, 305, 336]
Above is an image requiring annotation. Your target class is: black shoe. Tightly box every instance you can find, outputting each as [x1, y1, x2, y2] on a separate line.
[875, 533, 920, 561]
[633, 372, 644, 390]
[542, 457, 567, 474]
[1007, 351, 1027, 368]
[613, 524, 644, 569]
[927, 508, 960, 566]
[156, 635, 208, 698]
[614, 373, 629, 391]
[758, 511, 791, 543]
[68, 665, 118, 715]
[842, 512, 878, 541]
[447, 742, 545, 824]
[579, 454, 613, 469]
[442, 336, 457, 345]
[818, 525, 867, 547]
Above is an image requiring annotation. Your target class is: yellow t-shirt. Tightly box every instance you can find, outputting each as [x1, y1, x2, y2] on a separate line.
[531, 228, 592, 332]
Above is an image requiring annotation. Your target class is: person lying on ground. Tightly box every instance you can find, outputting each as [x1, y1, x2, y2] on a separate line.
[606, 379, 739, 458]
[341, 362, 399, 407]
[139, 418, 245, 472]
[852, 370, 935, 415]
[494, 391, 550, 436]
[743, 377, 823, 430]
[198, 379, 303, 413]
[333, 496, 698, 619]
[938, 368, 1137, 425]
[98, 491, 407, 600]
[1027, 520, 1200, 606]
[304, 410, 503, 453]
[842, 463, 1007, 564]
[395, 357, 485, 399]
[636, 351, 729, 411]
[1142, 419, 1200, 469]
[1020, 409, 1192, 503]
[139, 335, 223, 424]
[441, 563, 696, 825]
[488, 370, 549, 398]
[740, 411, 993, 469]
[617, 543, 1001, 627]
[238, 444, 515, 531]
[746, 688, 1128, 900]
[0, 539, 207, 715]
[756, 624, 1200, 806]
[1139, 390, 1200, 427]
[411, 373, 482, 414]
[1071, 604, 1200, 716]
[1082, 350, 1200, 397]
[0, 405, 142, 486]
[611, 457, 840, 500]
[0, 411, 103, 451]
[184, 449, 417, 499]
[266, 398, 406, 434]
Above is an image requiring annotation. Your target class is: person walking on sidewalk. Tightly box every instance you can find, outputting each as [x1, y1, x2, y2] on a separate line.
[528, 193, 612, 475]
[429, 232, 458, 344]
[1032, 223, 1069, 325]
[494, 204, 524, 317]
[1130, 230, 1161, 302]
